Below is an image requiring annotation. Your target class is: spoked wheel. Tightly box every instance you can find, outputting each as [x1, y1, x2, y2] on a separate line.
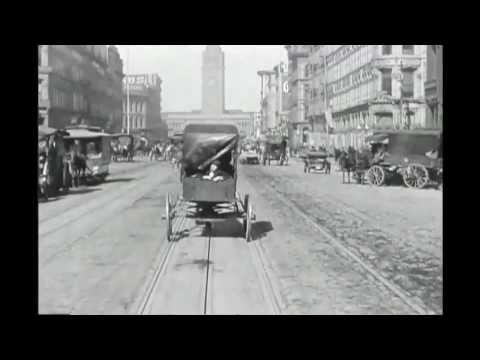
[403, 163, 429, 189]
[366, 165, 386, 186]
[166, 193, 172, 241]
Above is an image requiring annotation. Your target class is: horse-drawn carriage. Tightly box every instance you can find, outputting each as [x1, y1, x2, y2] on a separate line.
[63, 126, 112, 185]
[38, 126, 72, 200]
[260, 135, 287, 166]
[111, 133, 134, 162]
[164, 123, 255, 241]
[301, 150, 331, 174]
[354, 130, 443, 189]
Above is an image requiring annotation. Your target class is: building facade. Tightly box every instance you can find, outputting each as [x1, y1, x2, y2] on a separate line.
[38, 45, 124, 132]
[258, 63, 288, 136]
[425, 45, 443, 130]
[285, 45, 311, 149]
[122, 73, 167, 140]
[302, 45, 428, 149]
[162, 46, 255, 138]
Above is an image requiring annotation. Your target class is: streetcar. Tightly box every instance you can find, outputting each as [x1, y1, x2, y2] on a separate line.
[63, 125, 112, 184]
[164, 123, 255, 241]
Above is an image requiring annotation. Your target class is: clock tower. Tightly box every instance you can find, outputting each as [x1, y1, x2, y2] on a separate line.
[202, 45, 225, 115]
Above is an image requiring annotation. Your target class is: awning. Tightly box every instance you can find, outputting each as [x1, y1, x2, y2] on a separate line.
[65, 129, 111, 139]
[38, 126, 70, 140]
[365, 133, 389, 143]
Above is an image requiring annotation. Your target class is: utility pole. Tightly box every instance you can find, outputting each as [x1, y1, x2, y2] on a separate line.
[322, 54, 330, 148]
[399, 60, 404, 130]
[126, 46, 130, 135]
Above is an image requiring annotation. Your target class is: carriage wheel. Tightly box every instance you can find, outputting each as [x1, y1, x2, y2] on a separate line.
[403, 164, 429, 189]
[366, 165, 386, 186]
[166, 194, 172, 241]
[245, 203, 253, 242]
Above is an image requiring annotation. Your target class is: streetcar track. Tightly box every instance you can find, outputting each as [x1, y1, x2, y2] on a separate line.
[138, 197, 285, 315]
[137, 208, 188, 314]
[244, 169, 435, 315]
[203, 228, 212, 315]
[38, 161, 160, 224]
[39, 170, 177, 239]
[40, 178, 179, 267]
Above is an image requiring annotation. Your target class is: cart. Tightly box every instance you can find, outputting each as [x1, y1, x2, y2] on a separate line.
[164, 123, 256, 242]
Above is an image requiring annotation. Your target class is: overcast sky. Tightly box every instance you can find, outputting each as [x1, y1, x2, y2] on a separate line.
[116, 45, 287, 112]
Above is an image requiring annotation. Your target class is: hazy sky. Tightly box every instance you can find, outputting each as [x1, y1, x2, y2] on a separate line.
[116, 45, 287, 112]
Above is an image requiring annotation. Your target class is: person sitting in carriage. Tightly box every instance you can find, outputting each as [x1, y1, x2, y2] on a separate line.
[372, 144, 388, 165]
[202, 160, 230, 182]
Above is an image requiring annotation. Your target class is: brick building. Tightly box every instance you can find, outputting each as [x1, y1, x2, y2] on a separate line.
[38, 45, 124, 132]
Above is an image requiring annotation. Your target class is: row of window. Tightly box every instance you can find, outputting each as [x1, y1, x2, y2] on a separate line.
[382, 45, 415, 56]
[326, 45, 365, 68]
[73, 92, 87, 112]
[123, 101, 146, 114]
[328, 46, 374, 84]
[123, 115, 145, 129]
[333, 111, 372, 130]
[327, 65, 375, 97]
[380, 69, 415, 98]
[330, 81, 377, 112]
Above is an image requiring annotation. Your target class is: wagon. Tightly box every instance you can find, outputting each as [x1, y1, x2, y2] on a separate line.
[110, 133, 134, 162]
[63, 126, 112, 184]
[164, 123, 256, 241]
[261, 136, 287, 166]
[362, 130, 443, 189]
[301, 151, 331, 174]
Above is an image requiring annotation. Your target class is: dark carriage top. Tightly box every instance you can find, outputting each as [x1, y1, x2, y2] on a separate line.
[366, 130, 442, 166]
[262, 135, 285, 145]
[301, 150, 329, 160]
[183, 123, 239, 174]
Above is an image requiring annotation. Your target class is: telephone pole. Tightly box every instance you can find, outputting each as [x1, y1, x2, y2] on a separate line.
[126, 46, 130, 135]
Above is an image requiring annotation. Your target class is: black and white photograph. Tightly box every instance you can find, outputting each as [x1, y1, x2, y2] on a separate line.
[37, 45, 443, 315]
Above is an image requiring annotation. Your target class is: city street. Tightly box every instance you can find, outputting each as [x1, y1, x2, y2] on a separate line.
[38, 159, 442, 315]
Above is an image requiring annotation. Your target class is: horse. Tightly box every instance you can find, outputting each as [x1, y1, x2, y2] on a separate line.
[339, 147, 357, 184]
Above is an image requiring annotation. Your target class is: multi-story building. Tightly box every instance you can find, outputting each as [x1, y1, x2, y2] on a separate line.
[122, 74, 167, 140]
[425, 45, 443, 129]
[285, 45, 310, 149]
[258, 63, 289, 136]
[303, 45, 427, 149]
[38, 45, 124, 132]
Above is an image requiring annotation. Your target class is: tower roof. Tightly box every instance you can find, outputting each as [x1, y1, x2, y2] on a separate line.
[205, 45, 222, 53]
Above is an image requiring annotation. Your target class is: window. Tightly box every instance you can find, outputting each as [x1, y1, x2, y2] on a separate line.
[401, 69, 414, 98]
[402, 45, 414, 55]
[382, 45, 392, 55]
[381, 69, 392, 95]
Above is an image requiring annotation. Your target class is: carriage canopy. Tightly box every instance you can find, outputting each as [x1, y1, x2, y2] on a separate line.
[183, 124, 239, 173]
